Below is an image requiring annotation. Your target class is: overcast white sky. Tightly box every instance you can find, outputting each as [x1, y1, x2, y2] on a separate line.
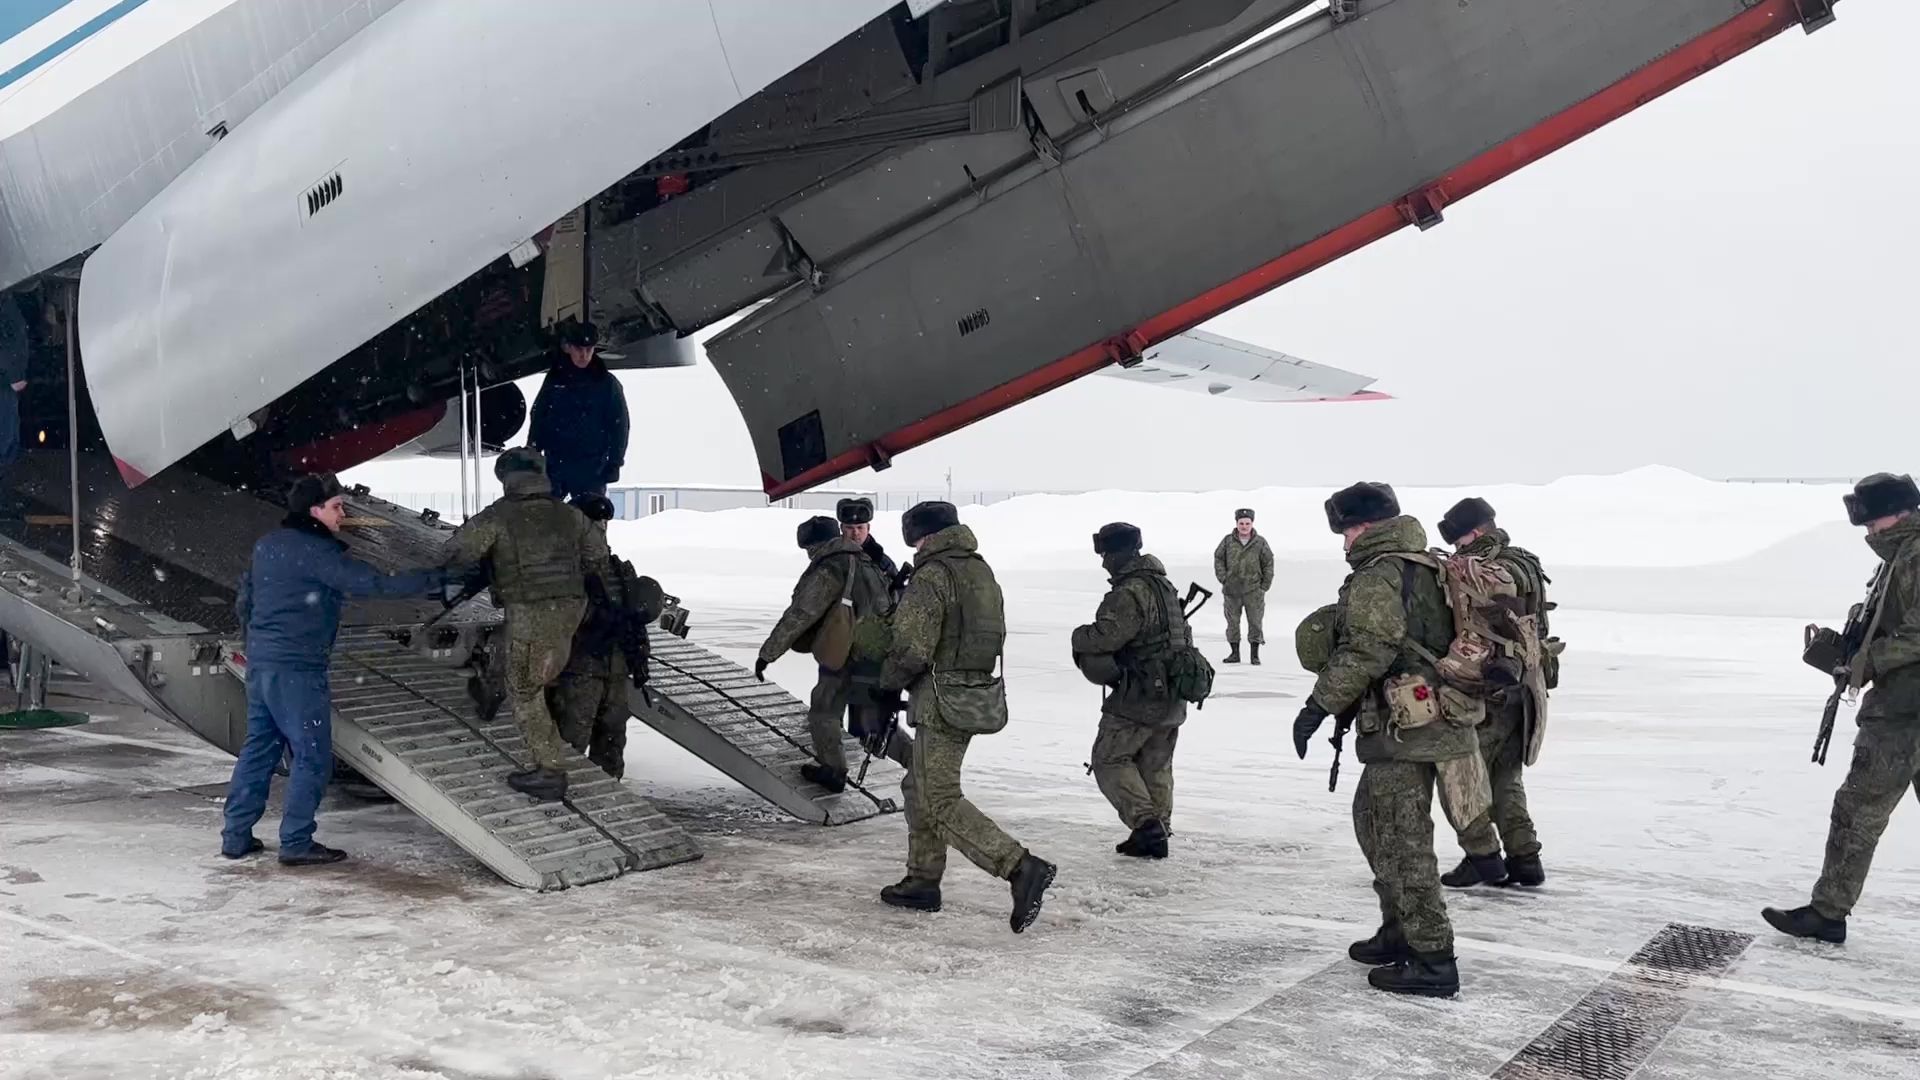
[610, 0, 1918, 493]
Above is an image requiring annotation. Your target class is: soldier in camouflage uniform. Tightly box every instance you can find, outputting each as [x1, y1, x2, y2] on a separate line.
[1765, 473, 1920, 945]
[1293, 482, 1473, 997]
[870, 501, 1057, 934]
[1213, 509, 1275, 665]
[548, 495, 653, 780]
[443, 449, 609, 802]
[1436, 497, 1552, 889]
[1072, 522, 1189, 859]
[754, 509, 897, 792]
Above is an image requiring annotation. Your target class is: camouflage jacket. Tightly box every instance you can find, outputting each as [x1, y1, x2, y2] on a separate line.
[1311, 515, 1475, 764]
[1460, 528, 1551, 635]
[1860, 514, 1920, 722]
[880, 525, 1005, 706]
[1072, 554, 1189, 727]
[442, 469, 609, 605]
[1213, 531, 1274, 597]
[758, 536, 893, 666]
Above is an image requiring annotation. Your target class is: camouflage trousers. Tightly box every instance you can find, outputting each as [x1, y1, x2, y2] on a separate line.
[1811, 719, 1920, 920]
[1456, 700, 1540, 859]
[504, 598, 586, 771]
[552, 649, 629, 777]
[903, 714, 1026, 884]
[1090, 716, 1178, 830]
[807, 667, 885, 777]
[1354, 760, 1454, 954]
[1224, 591, 1266, 646]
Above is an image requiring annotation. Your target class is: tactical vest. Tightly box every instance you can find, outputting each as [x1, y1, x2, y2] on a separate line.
[1119, 569, 1192, 663]
[490, 495, 591, 604]
[921, 548, 1005, 673]
[1495, 545, 1552, 635]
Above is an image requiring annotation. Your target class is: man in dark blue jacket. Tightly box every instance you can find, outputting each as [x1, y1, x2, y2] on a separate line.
[220, 474, 447, 865]
[527, 320, 630, 502]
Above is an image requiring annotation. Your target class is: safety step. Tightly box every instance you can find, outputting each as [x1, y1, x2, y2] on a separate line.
[318, 628, 700, 889]
[636, 636, 903, 825]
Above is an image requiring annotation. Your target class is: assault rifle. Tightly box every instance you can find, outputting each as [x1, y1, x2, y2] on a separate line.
[1806, 563, 1892, 765]
[855, 686, 905, 786]
[1326, 704, 1359, 792]
[1181, 582, 1214, 621]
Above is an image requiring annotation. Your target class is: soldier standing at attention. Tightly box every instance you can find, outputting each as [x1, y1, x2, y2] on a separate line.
[1765, 472, 1920, 944]
[1072, 523, 1190, 860]
[1213, 509, 1274, 665]
[443, 449, 609, 803]
[1436, 497, 1553, 889]
[1292, 482, 1473, 997]
[870, 501, 1056, 933]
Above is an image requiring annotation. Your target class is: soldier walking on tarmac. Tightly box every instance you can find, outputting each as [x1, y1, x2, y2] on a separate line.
[1436, 497, 1554, 890]
[1213, 508, 1274, 665]
[1764, 472, 1920, 945]
[870, 501, 1056, 933]
[753, 504, 896, 792]
[1292, 482, 1474, 997]
[443, 448, 609, 803]
[1072, 523, 1191, 860]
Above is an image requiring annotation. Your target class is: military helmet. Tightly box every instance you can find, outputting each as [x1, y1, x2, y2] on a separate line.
[1294, 604, 1340, 674]
[902, 501, 960, 546]
[1092, 522, 1143, 555]
[796, 515, 839, 549]
[287, 472, 344, 516]
[1439, 497, 1496, 545]
[1845, 473, 1920, 526]
[836, 497, 875, 526]
[494, 446, 547, 480]
[1073, 650, 1123, 687]
[1325, 481, 1399, 533]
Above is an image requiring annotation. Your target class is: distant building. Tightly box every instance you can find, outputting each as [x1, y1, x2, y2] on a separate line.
[606, 484, 872, 520]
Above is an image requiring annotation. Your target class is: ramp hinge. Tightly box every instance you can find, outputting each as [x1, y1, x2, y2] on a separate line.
[1792, 0, 1835, 33]
[1104, 329, 1150, 368]
[1396, 187, 1448, 231]
[864, 443, 894, 472]
[1329, 1, 1359, 25]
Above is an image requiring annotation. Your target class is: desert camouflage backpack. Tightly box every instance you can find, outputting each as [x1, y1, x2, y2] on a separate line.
[1378, 550, 1551, 746]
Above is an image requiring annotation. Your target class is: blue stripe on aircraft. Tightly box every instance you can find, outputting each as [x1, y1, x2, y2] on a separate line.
[1, 0, 154, 92]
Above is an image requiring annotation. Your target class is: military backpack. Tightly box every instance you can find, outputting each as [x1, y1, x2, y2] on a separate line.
[1122, 569, 1215, 708]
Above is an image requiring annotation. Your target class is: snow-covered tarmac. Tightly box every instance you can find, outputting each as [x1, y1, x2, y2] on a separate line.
[4, 472, 1917, 1078]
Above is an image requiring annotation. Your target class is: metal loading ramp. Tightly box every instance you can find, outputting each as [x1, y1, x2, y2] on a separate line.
[319, 629, 701, 889]
[639, 636, 902, 825]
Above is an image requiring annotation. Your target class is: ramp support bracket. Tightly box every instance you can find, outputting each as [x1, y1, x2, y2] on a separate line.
[1791, 0, 1835, 34]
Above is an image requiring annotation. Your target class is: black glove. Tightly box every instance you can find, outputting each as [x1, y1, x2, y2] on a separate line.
[1293, 701, 1330, 760]
[752, 658, 769, 682]
[868, 685, 905, 715]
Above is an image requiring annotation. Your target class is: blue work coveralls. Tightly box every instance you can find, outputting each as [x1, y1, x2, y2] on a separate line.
[220, 515, 443, 856]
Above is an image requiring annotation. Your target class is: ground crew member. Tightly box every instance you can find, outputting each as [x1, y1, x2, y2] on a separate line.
[443, 448, 609, 803]
[1436, 497, 1552, 889]
[1213, 508, 1274, 664]
[1072, 522, 1189, 859]
[871, 501, 1056, 934]
[549, 494, 651, 780]
[753, 508, 894, 792]
[222, 474, 447, 864]
[1292, 482, 1470, 997]
[527, 319, 630, 502]
[1765, 472, 1920, 944]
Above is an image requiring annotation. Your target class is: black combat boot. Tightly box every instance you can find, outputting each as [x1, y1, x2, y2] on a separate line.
[880, 877, 943, 912]
[1368, 950, 1459, 997]
[799, 763, 848, 794]
[1250, 642, 1262, 666]
[1505, 852, 1546, 887]
[1115, 818, 1170, 859]
[1762, 905, 1846, 944]
[1441, 853, 1509, 888]
[1223, 645, 1241, 665]
[1009, 853, 1057, 934]
[507, 767, 568, 803]
[279, 842, 348, 867]
[1348, 923, 1410, 966]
